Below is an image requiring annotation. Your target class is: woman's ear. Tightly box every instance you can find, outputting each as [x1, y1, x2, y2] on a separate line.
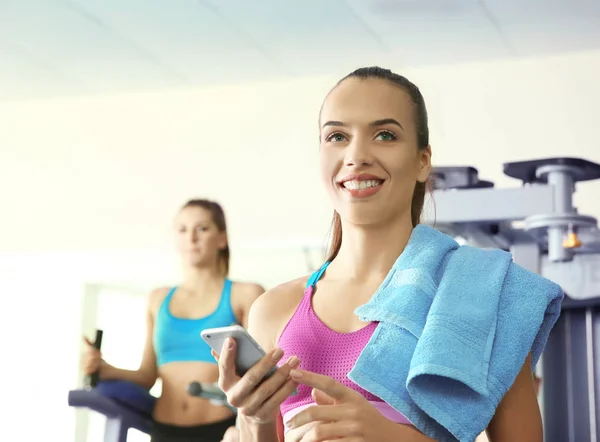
[417, 145, 432, 183]
[218, 231, 228, 251]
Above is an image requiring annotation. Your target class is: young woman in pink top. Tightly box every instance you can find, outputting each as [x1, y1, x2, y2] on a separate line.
[215, 67, 543, 442]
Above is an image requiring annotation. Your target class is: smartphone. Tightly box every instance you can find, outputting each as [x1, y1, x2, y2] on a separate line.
[201, 325, 298, 396]
[201, 325, 274, 377]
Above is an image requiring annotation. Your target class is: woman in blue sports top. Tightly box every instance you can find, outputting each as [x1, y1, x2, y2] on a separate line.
[82, 199, 264, 442]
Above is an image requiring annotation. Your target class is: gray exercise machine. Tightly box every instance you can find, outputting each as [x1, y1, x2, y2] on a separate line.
[426, 157, 600, 442]
[68, 329, 232, 442]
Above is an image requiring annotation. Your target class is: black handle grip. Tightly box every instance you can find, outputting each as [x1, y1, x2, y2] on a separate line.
[187, 381, 203, 397]
[84, 329, 103, 389]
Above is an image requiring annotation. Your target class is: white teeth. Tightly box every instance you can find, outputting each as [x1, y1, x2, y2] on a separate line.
[343, 179, 382, 190]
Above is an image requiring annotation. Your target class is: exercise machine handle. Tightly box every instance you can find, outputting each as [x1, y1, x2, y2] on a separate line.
[84, 329, 103, 389]
[187, 381, 236, 412]
[187, 381, 227, 402]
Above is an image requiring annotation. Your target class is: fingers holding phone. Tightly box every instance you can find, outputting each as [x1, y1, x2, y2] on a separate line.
[203, 325, 300, 424]
[215, 337, 240, 392]
[229, 346, 300, 422]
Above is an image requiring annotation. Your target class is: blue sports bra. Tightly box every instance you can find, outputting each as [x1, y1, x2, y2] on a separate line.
[153, 280, 238, 366]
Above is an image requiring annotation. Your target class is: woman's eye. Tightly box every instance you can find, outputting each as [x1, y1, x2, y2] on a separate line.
[375, 131, 397, 141]
[326, 132, 347, 143]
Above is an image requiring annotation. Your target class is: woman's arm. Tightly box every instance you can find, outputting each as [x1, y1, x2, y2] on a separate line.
[236, 281, 305, 442]
[237, 290, 280, 442]
[99, 288, 163, 390]
[486, 353, 542, 442]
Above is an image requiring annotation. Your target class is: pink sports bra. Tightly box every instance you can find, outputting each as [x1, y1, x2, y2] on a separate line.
[277, 262, 412, 431]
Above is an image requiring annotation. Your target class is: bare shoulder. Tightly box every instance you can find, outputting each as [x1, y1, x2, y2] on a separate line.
[251, 277, 308, 315]
[231, 281, 265, 300]
[230, 280, 265, 314]
[147, 287, 171, 316]
[247, 276, 309, 351]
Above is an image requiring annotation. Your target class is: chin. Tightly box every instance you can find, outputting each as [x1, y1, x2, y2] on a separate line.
[182, 255, 207, 268]
[337, 207, 387, 226]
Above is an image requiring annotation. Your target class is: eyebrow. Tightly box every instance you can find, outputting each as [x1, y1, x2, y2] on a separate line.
[321, 118, 404, 130]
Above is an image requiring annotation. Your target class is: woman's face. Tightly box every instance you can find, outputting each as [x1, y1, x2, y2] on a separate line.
[319, 77, 431, 227]
[174, 206, 227, 267]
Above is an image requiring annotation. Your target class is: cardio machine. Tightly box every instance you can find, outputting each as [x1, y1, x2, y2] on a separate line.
[427, 157, 600, 442]
[67, 330, 232, 442]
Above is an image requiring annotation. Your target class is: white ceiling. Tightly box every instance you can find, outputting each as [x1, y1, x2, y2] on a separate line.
[1, 0, 599, 102]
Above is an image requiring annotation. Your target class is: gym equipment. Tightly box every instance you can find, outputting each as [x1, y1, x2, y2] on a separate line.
[69, 329, 154, 441]
[187, 381, 235, 412]
[427, 157, 600, 442]
[68, 330, 232, 442]
[68, 381, 155, 441]
[83, 329, 103, 389]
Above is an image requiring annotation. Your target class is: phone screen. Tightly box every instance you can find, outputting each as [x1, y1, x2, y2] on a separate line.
[202, 326, 267, 375]
[201, 325, 296, 395]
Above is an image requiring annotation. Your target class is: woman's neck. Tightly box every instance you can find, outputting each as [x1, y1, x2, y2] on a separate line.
[180, 265, 224, 294]
[328, 217, 414, 282]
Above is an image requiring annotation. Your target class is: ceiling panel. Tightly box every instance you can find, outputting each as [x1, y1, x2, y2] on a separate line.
[347, 0, 511, 65]
[484, 0, 600, 25]
[0, 0, 186, 95]
[0, 37, 83, 101]
[70, 0, 281, 81]
[0, 0, 599, 102]
[0, 1, 156, 64]
[202, 0, 389, 73]
[484, 0, 600, 56]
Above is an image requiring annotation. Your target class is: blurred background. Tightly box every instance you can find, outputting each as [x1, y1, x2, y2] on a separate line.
[0, 0, 599, 440]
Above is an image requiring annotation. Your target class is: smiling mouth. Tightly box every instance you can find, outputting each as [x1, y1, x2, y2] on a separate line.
[338, 178, 385, 198]
[341, 179, 384, 190]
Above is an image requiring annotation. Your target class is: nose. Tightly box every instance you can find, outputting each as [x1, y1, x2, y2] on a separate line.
[344, 137, 373, 168]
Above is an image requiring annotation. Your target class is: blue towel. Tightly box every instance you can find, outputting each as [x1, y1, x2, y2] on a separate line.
[348, 225, 564, 442]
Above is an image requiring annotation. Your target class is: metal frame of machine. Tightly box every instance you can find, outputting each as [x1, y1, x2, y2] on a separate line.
[428, 157, 600, 442]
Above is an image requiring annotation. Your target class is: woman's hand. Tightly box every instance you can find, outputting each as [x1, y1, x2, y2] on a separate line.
[81, 335, 104, 376]
[215, 338, 300, 425]
[220, 425, 240, 442]
[285, 369, 420, 442]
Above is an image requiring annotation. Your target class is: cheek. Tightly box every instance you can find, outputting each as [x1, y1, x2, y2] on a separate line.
[175, 236, 187, 250]
[388, 153, 420, 178]
[385, 158, 420, 193]
[319, 149, 338, 183]
[202, 234, 220, 248]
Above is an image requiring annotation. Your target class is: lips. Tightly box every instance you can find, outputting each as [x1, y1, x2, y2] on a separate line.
[338, 173, 385, 198]
[341, 178, 383, 191]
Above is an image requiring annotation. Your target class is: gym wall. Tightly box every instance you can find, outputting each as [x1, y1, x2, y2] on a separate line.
[0, 48, 599, 441]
